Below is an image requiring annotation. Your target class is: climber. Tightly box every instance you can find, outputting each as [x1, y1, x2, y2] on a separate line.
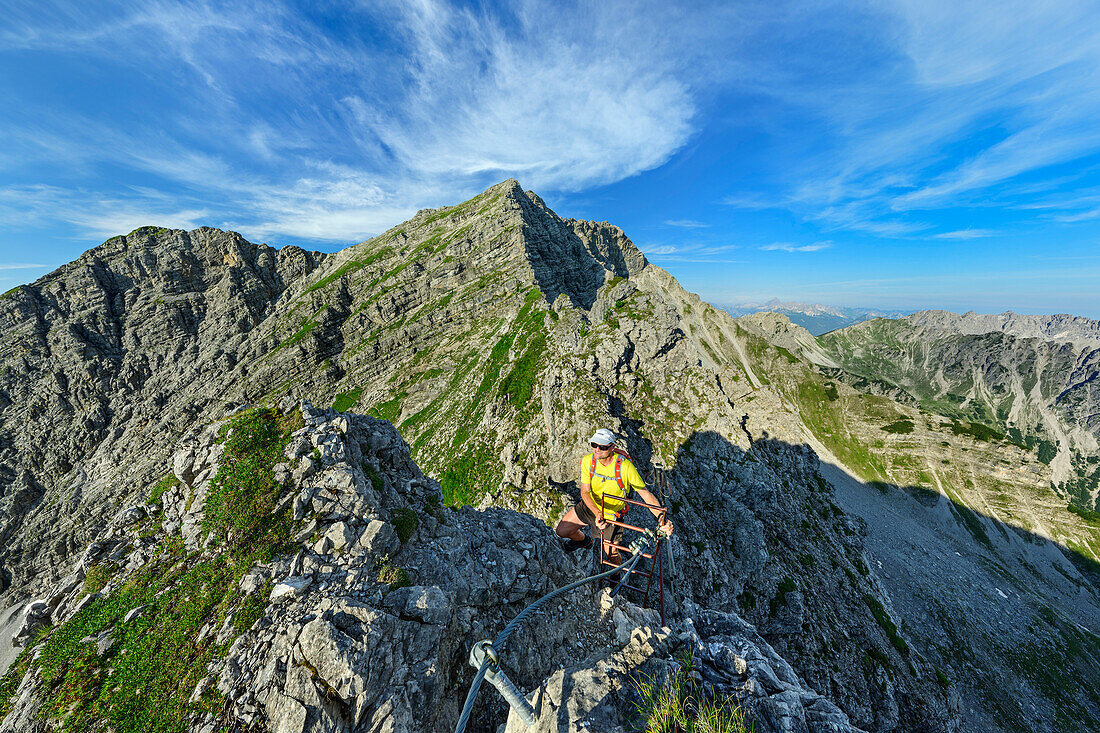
[555, 428, 673, 562]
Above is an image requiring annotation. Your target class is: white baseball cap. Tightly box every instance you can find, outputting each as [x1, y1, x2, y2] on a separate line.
[589, 428, 616, 446]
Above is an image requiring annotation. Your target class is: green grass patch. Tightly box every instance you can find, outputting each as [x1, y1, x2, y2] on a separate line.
[147, 474, 180, 505]
[275, 318, 318, 351]
[948, 420, 1004, 442]
[82, 562, 119, 597]
[127, 226, 169, 238]
[306, 260, 364, 294]
[364, 463, 384, 493]
[368, 391, 406, 424]
[864, 594, 910, 657]
[231, 582, 272, 633]
[631, 652, 752, 733]
[1068, 503, 1100, 525]
[439, 443, 496, 507]
[332, 387, 363, 413]
[203, 408, 293, 549]
[499, 331, 546, 412]
[304, 248, 392, 295]
[881, 419, 914, 434]
[775, 345, 799, 364]
[0, 407, 305, 730]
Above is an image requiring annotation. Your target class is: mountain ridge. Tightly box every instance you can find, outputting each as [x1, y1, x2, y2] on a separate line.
[1, 179, 1097, 731]
[904, 309, 1100, 347]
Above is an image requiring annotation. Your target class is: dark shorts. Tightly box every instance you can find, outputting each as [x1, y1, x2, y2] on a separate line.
[574, 501, 624, 550]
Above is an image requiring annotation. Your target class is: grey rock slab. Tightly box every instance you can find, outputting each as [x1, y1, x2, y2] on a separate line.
[271, 576, 313, 602]
[383, 585, 453, 625]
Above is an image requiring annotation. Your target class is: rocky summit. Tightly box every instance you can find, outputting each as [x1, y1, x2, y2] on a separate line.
[0, 179, 1096, 732]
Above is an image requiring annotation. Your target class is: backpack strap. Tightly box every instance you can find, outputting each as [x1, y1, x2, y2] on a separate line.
[589, 451, 630, 518]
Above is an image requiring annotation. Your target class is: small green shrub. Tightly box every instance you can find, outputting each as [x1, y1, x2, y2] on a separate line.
[881, 419, 914, 434]
[364, 463, 384, 493]
[147, 474, 180, 505]
[392, 508, 418, 544]
[864, 647, 890, 668]
[376, 563, 410, 591]
[864, 594, 909, 657]
[82, 562, 119, 597]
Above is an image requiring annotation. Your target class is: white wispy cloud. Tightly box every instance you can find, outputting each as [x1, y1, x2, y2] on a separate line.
[645, 244, 680, 255]
[0, 263, 45, 270]
[2, 1, 721, 243]
[933, 229, 998, 239]
[8, 0, 1100, 253]
[760, 241, 832, 252]
[641, 240, 741, 263]
[723, 0, 1100, 235]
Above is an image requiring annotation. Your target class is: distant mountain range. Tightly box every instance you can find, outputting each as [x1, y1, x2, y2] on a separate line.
[720, 299, 906, 335]
[904, 309, 1100, 348]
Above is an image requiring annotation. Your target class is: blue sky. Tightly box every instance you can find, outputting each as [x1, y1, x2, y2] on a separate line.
[4, 1, 1100, 317]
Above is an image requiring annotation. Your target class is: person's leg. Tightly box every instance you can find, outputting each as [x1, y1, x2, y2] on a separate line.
[555, 506, 587, 542]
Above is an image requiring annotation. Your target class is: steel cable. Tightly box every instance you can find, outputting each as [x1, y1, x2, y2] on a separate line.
[453, 543, 651, 733]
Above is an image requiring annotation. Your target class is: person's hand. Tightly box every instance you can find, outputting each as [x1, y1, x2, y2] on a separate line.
[658, 517, 674, 536]
[596, 517, 608, 531]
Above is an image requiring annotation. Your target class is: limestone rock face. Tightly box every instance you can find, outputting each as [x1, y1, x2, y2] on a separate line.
[0, 181, 974, 731]
[0, 226, 325, 609]
[507, 602, 868, 733]
[904, 309, 1100, 348]
[0, 401, 886, 733]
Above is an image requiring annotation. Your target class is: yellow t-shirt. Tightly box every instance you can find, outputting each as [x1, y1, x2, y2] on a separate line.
[581, 453, 645, 519]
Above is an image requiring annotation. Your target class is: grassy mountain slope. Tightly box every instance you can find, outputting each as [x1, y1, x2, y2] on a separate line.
[733, 313, 1100, 732]
[818, 317, 1100, 513]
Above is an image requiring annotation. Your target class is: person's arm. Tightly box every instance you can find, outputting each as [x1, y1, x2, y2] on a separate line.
[636, 486, 674, 535]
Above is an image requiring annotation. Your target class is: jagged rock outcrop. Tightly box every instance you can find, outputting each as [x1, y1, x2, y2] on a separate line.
[0, 226, 326, 611]
[1, 402, 873, 733]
